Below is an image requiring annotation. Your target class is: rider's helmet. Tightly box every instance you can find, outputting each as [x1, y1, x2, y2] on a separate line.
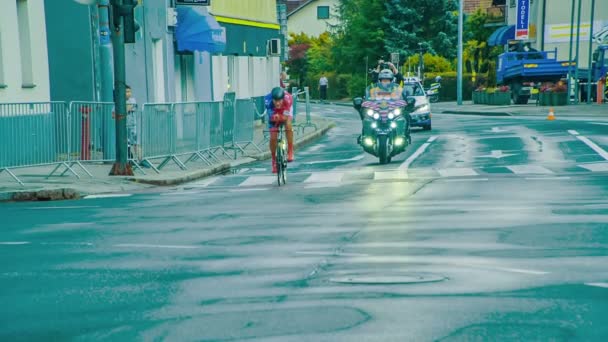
[377, 69, 394, 90]
[271, 87, 285, 101]
[435, 75, 442, 83]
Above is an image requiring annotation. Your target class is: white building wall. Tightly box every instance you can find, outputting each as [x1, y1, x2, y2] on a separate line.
[0, 0, 51, 103]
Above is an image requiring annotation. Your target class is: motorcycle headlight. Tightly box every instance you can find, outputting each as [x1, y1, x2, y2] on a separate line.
[373, 113, 380, 120]
[371, 122, 377, 129]
[390, 122, 397, 128]
[366, 109, 374, 117]
[388, 113, 395, 120]
[393, 108, 402, 116]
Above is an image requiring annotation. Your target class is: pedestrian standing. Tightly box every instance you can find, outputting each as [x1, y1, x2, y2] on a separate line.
[319, 73, 328, 103]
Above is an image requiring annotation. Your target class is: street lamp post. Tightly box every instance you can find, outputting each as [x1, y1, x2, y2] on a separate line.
[457, 0, 463, 105]
[574, 0, 583, 104]
[586, 0, 596, 104]
[567, 0, 576, 104]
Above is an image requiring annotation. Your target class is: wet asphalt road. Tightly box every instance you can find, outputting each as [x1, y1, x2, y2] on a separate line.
[2, 104, 608, 341]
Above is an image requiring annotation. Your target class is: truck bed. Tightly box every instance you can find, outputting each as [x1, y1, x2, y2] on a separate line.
[497, 50, 573, 84]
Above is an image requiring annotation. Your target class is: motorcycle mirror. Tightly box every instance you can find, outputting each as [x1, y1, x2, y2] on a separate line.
[353, 97, 363, 111]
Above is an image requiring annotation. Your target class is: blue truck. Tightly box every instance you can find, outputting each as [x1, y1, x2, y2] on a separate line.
[496, 38, 608, 104]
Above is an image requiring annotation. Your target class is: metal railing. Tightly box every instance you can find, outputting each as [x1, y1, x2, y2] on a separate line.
[0, 92, 314, 185]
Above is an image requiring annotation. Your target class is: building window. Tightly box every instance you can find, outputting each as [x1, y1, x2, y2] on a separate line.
[317, 6, 330, 20]
[17, 0, 35, 88]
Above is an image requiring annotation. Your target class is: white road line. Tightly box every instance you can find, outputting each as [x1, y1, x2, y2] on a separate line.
[304, 172, 344, 183]
[84, 194, 132, 199]
[585, 282, 608, 288]
[591, 122, 608, 126]
[303, 154, 365, 165]
[442, 178, 489, 182]
[490, 267, 550, 275]
[239, 176, 276, 187]
[0, 242, 30, 245]
[374, 170, 409, 180]
[161, 191, 202, 196]
[229, 188, 270, 192]
[188, 176, 221, 187]
[525, 176, 571, 180]
[399, 136, 438, 170]
[507, 165, 554, 174]
[568, 130, 608, 160]
[578, 163, 608, 172]
[28, 206, 99, 210]
[438, 168, 479, 177]
[114, 243, 200, 249]
[576, 136, 608, 161]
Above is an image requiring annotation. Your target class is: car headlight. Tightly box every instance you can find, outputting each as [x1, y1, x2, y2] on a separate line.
[366, 109, 374, 117]
[413, 104, 430, 115]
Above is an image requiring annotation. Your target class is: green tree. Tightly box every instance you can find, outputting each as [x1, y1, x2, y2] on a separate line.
[383, 0, 458, 60]
[331, 0, 387, 75]
[286, 33, 313, 85]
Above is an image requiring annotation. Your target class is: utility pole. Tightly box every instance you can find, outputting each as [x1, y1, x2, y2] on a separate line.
[574, 0, 583, 104]
[457, 0, 464, 105]
[109, 0, 139, 176]
[587, 0, 596, 104]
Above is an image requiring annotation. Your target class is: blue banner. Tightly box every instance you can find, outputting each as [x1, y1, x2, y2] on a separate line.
[516, 0, 530, 40]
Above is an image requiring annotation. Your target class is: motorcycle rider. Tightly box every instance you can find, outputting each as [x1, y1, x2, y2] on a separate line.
[366, 69, 402, 101]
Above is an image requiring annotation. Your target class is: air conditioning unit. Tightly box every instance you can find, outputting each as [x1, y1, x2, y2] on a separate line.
[167, 7, 177, 27]
[268, 38, 281, 56]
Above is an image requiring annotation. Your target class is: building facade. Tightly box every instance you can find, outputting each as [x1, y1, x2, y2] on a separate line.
[0, 0, 51, 103]
[287, 0, 340, 38]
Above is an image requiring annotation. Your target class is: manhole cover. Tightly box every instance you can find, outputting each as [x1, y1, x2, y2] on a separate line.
[330, 273, 446, 285]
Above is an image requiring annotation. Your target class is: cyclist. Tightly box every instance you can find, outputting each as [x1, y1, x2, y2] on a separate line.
[264, 87, 294, 173]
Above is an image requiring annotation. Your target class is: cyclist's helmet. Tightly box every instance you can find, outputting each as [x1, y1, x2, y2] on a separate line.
[271, 87, 285, 100]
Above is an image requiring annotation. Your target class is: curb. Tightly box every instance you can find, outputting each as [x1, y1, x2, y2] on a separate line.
[441, 110, 512, 117]
[310, 100, 352, 107]
[128, 162, 231, 186]
[248, 121, 336, 161]
[0, 188, 81, 202]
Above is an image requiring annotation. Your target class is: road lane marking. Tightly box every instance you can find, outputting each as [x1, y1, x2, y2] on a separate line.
[573, 136, 608, 161]
[28, 206, 99, 210]
[303, 154, 365, 165]
[507, 165, 554, 174]
[374, 170, 408, 180]
[84, 194, 132, 199]
[230, 188, 270, 192]
[568, 130, 580, 135]
[304, 172, 344, 183]
[0, 242, 30, 245]
[586, 282, 608, 288]
[578, 163, 608, 172]
[438, 168, 478, 177]
[399, 136, 438, 170]
[188, 176, 221, 187]
[525, 176, 571, 180]
[441, 178, 489, 182]
[239, 176, 276, 187]
[113, 243, 200, 249]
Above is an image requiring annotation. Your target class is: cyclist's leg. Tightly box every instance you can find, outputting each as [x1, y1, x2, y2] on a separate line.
[269, 126, 279, 173]
[286, 118, 294, 162]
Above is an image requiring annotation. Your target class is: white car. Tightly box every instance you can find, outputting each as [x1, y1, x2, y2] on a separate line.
[402, 78, 432, 131]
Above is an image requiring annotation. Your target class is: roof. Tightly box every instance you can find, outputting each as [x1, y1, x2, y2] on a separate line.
[287, 0, 316, 18]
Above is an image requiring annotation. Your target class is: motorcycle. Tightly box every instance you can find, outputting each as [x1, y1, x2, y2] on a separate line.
[353, 93, 415, 165]
[426, 83, 441, 103]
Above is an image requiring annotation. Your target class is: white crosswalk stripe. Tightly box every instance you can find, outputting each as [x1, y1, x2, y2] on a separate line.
[239, 175, 276, 187]
[374, 170, 408, 180]
[507, 165, 554, 174]
[304, 172, 344, 183]
[578, 163, 608, 172]
[437, 168, 479, 177]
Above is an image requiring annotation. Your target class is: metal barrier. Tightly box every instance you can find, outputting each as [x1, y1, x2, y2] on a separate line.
[0, 102, 90, 185]
[1, 95, 301, 183]
[292, 87, 317, 133]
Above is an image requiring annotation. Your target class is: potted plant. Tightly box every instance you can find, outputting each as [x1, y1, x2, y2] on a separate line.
[473, 85, 486, 104]
[551, 81, 568, 106]
[486, 87, 497, 105]
[538, 83, 553, 106]
[494, 85, 511, 105]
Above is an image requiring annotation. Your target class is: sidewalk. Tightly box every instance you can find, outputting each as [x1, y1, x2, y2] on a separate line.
[0, 115, 334, 202]
[432, 101, 608, 117]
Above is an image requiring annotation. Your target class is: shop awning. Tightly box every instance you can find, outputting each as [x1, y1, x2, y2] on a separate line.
[488, 25, 515, 46]
[175, 7, 226, 53]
